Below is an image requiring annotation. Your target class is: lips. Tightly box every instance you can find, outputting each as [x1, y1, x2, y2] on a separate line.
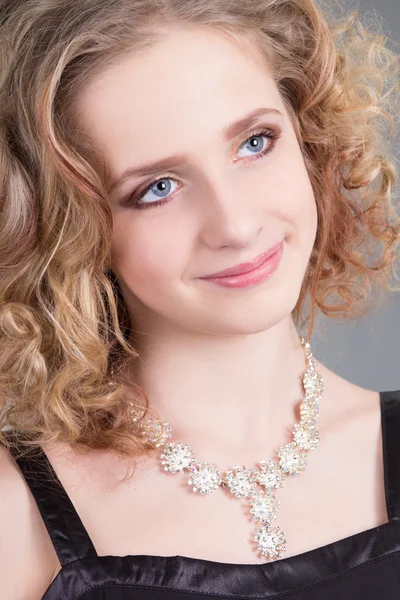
[201, 241, 284, 279]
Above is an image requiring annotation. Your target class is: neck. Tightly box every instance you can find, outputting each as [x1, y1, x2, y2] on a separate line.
[126, 316, 310, 468]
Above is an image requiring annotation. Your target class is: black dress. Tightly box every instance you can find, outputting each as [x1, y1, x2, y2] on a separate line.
[7, 389, 400, 599]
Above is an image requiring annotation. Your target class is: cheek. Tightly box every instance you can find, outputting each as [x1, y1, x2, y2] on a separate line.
[286, 171, 317, 231]
[110, 216, 187, 291]
[269, 144, 317, 237]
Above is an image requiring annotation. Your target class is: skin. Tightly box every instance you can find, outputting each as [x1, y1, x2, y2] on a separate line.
[77, 23, 319, 452]
[0, 23, 388, 598]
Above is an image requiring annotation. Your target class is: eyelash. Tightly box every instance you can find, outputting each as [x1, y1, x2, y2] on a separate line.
[124, 127, 280, 210]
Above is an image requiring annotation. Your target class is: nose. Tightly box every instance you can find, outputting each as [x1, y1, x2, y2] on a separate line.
[198, 170, 264, 250]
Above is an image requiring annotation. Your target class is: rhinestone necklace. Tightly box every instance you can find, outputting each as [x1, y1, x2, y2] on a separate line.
[126, 336, 323, 561]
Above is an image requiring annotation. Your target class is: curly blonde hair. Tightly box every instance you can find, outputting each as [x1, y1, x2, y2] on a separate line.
[0, 0, 399, 465]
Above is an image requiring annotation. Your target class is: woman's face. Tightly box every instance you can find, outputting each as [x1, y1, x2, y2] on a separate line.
[77, 24, 318, 337]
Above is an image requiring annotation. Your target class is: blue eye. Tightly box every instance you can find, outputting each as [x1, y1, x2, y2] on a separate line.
[133, 178, 179, 207]
[126, 127, 279, 210]
[236, 132, 270, 158]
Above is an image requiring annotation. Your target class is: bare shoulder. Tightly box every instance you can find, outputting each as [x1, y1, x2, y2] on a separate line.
[0, 443, 61, 600]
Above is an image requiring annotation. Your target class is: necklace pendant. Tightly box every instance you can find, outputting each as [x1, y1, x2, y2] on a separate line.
[255, 524, 287, 560]
[248, 489, 279, 523]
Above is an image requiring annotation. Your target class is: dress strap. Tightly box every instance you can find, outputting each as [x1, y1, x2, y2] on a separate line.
[381, 389, 400, 521]
[7, 441, 98, 567]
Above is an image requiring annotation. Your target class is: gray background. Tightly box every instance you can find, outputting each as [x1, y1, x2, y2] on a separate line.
[311, 0, 399, 391]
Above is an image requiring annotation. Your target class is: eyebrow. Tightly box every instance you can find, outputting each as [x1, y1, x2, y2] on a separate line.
[107, 107, 284, 194]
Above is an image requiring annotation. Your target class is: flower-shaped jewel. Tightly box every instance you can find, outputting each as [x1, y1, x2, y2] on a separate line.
[160, 442, 194, 473]
[278, 442, 308, 475]
[303, 369, 324, 398]
[248, 489, 279, 523]
[253, 460, 286, 490]
[300, 398, 319, 423]
[188, 461, 222, 494]
[293, 422, 320, 451]
[255, 524, 287, 560]
[137, 417, 172, 447]
[225, 465, 258, 498]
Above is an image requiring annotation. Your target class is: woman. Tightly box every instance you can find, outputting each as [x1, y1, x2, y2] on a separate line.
[0, 0, 399, 598]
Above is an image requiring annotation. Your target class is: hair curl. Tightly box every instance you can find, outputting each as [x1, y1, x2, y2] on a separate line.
[0, 0, 399, 467]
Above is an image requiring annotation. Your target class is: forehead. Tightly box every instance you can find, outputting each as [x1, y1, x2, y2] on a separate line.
[75, 25, 284, 181]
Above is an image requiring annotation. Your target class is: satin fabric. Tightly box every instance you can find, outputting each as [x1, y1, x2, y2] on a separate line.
[7, 389, 400, 599]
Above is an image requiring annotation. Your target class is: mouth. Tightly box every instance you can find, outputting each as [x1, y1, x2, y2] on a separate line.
[200, 241, 284, 279]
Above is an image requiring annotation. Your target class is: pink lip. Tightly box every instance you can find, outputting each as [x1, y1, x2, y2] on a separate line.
[201, 241, 284, 278]
[199, 241, 284, 289]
